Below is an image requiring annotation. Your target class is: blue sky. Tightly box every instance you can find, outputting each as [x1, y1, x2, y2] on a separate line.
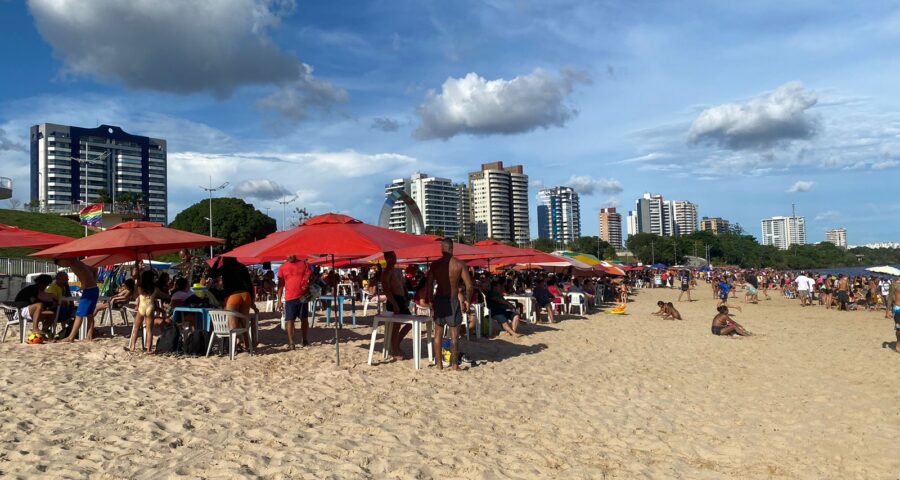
[1, 0, 898, 244]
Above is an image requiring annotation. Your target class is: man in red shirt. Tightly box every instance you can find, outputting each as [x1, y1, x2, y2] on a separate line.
[276, 255, 312, 349]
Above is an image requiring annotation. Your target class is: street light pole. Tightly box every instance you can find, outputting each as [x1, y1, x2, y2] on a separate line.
[72, 151, 110, 236]
[277, 195, 297, 231]
[199, 176, 229, 258]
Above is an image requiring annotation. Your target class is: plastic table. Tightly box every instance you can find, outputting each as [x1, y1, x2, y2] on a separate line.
[368, 313, 434, 370]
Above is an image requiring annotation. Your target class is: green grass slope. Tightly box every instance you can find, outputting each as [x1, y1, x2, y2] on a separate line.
[0, 209, 83, 258]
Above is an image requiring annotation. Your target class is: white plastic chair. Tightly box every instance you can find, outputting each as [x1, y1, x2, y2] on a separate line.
[206, 309, 252, 360]
[1, 304, 23, 343]
[567, 292, 587, 315]
[362, 290, 383, 317]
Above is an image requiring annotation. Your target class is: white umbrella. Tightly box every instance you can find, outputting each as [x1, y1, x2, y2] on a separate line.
[865, 265, 900, 276]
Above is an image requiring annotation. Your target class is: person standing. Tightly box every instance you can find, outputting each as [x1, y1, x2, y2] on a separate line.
[677, 270, 692, 302]
[835, 274, 851, 311]
[425, 238, 474, 371]
[382, 251, 412, 360]
[795, 272, 812, 307]
[58, 258, 99, 342]
[276, 255, 313, 349]
[891, 277, 900, 353]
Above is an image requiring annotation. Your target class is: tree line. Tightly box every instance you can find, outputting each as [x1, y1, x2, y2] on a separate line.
[625, 226, 900, 269]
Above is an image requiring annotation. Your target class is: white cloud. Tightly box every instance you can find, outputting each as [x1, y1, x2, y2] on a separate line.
[603, 197, 621, 208]
[815, 210, 840, 221]
[0, 128, 25, 151]
[689, 81, 819, 150]
[232, 179, 292, 201]
[787, 180, 814, 192]
[566, 175, 623, 195]
[414, 68, 589, 140]
[872, 159, 899, 170]
[615, 152, 672, 164]
[28, 0, 344, 121]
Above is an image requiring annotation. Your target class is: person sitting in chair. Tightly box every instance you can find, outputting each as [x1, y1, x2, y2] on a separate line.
[14, 274, 56, 335]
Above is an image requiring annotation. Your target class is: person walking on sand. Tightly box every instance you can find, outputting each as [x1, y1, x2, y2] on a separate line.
[57, 258, 99, 342]
[276, 255, 313, 349]
[677, 270, 692, 302]
[425, 238, 474, 371]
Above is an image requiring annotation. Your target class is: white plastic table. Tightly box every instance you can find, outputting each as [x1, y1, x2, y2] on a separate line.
[504, 295, 536, 323]
[368, 313, 434, 370]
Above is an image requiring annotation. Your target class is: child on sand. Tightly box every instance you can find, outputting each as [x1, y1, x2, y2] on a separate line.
[711, 305, 752, 336]
[662, 302, 682, 320]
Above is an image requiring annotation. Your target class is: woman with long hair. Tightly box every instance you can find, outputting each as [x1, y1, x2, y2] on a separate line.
[127, 270, 161, 353]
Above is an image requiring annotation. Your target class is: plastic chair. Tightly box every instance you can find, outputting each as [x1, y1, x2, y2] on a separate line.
[206, 309, 252, 360]
[567, 292, 587, 315]
[1, 304, 24, 343]
[362, 290, 383, 317]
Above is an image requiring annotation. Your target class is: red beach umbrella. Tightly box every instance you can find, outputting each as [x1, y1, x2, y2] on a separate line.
[220, 213, 431, 261]
[219, 213, 433, 366]
[0, 224, 75, 249]
[30, 221, 223, 260]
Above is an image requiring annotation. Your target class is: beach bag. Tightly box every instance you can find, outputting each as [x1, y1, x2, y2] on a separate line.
[184, 329, 211, 355]
[156, 325, 182, 354]
[299, 282, 322, 303]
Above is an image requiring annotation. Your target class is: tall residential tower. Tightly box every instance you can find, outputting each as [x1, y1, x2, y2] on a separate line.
[468, 162, 529, 244]
[599, 207, 623, 249]
[536, 186, 581, 244]
[30, 123, 167, 223]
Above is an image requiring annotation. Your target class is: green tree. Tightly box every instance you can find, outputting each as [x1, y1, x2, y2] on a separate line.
[95, 188, 112, 204]
[531, 238, 557, 253]
[170, 197, 277, 253]
[567, 236, 618, 260]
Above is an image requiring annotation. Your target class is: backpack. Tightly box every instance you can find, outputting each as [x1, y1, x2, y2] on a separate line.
[184, 329, 211, 356]
[156, 325, 183, 354]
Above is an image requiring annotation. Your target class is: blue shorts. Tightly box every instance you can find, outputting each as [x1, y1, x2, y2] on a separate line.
[284, 299, 309, 322]
[893, 305, 900, 331]
[76, 287, 99, 317]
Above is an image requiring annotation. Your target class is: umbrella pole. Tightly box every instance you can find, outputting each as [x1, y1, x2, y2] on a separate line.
[332, 254, 340, 367]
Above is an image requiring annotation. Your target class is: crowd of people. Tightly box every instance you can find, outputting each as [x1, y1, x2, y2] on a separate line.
[7, 244, 900, 358]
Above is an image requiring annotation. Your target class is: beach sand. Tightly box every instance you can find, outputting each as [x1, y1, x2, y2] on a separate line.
[1, 287, 897, 479]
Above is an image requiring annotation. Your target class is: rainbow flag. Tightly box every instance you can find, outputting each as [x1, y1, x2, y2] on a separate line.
[79, 203, 103, 227]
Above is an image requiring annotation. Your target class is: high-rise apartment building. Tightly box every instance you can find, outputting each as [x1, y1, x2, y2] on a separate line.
[456, 183, 473, 240]
[825, 228, 848, 249]
[599, 207, 623, 249]
[700, 216, 730, 235]
[30, 123, 167, 223]
[761, 215, 807, 250]
[384, 178, 411, 232]
[409, 172, 459, 237]
[536, 186, 581, 243]
[468, 162, 529, 244]
[633, 193, 674, 236]
[630, 193, 699, 237]
[670, 200, 698, 235]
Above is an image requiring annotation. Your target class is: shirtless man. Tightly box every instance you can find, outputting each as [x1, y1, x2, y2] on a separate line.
[425, 238, 474, 371]
[58, 258, 99, 342]
[835, 274, 850, 311]
[711, 305, 751, 337]
[382, 251, 412, 360]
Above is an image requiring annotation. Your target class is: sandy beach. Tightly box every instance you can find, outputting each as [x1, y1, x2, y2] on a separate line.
[1, 287, 897, 479]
